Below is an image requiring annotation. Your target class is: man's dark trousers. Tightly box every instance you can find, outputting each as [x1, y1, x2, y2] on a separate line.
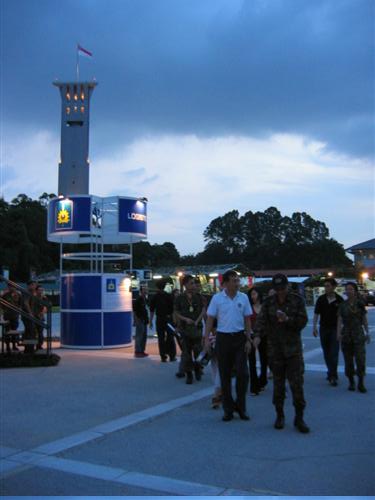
[319, 326, 339, 379]
[216, 332, 249, 414]
[156, 317, 176, 360]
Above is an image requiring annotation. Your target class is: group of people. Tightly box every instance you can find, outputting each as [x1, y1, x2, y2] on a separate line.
[133, 271, 370, 433]
[0, 280, 48, 353]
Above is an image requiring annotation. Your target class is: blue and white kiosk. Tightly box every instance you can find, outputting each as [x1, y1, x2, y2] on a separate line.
[47, 195, 148, 349]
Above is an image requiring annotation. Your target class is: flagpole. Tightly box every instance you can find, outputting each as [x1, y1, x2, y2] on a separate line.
[76, 43, 79, 81]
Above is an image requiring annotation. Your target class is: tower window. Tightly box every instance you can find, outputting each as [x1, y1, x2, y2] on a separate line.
[74, 106, 78, 112]
[74, 94, 78, 101]
[80, 106, 85, 113]
[66, 120, 83, 126]
[66, 85, 71, 100]
[66, 106, 71, 115]
[80, 85, 85, 101]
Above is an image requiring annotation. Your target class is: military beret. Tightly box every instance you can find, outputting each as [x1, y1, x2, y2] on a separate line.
[272, 273, 288, 289]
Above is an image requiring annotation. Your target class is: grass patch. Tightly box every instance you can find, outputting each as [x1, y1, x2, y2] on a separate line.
[0, 352, 61, 369]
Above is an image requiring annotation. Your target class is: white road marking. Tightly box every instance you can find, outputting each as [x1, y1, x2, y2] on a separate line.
[11, 455, 259, 496]
[305, 364, 375, 375]
[30, 387, 212, 456]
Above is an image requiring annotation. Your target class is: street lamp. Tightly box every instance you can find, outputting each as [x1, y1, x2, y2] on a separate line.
[361, 272, 369, 283]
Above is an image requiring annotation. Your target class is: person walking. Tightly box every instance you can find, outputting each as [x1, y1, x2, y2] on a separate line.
[204, 270, 253, 422]
[34, 285, 48, 350]
[247, 287, 268, 395]
[149, 281, 176, 362]
[1, 283, 22, 352]
[313, 278, 343, 386]
[133, 286, 149, 358]
[337, 282, 370, 393]
[253, 274, 310, 433]
[174, 275, 205, 384]
[21, 280, 37, 354]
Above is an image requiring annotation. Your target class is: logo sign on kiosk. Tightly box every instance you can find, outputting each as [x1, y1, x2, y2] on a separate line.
[55, 199, 73, 230]
[106, 278, 116, 293]
[118, 198, 147, 236]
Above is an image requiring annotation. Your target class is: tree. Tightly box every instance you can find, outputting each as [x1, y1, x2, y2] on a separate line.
[201, 207, 352, 270]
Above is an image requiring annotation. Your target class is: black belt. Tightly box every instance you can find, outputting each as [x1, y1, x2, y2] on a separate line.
[217, 330, 244, 336]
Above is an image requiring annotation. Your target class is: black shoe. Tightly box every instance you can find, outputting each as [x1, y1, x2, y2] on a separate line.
[294, 416, 310, 434]
[12, 346, 19, 352]
[186, 372, 193, 384]
[169, 356, 176, 362]
[175, 372, 185, 378]
[274, 412, 285, 429]
[161, 356, 168, 363]
[250, 386, 259, 396]
[194, 369, 202, 381]
[234, 404, 250, 420]
[222, 412, 234, 422]
[330, 378, 338, 387]
[358, 377, 367, 393]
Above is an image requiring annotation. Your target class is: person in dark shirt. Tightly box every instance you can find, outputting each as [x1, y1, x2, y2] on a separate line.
[22, 280, 38, 354]
[1, 284, 22, 352]
[133, 286, 149, 358]
[149, 280, 176, 362]
[313, 278, 344, 386]
[174, 275, 205, 384]
[34, 285, 48, 350]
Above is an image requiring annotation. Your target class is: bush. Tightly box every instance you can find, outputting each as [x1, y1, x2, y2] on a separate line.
[0, 352, 61, 369]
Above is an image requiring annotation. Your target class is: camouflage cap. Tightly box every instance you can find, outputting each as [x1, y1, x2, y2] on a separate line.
[272, 273, 288, 290]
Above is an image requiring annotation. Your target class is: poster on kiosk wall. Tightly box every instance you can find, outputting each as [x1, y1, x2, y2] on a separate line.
[118, 198, 147, 237]
[102, 275, 132, 312]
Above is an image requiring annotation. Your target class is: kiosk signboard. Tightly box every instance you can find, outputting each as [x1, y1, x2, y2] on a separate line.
[118, 198, 147, 237]
[48, 196, 92, 235]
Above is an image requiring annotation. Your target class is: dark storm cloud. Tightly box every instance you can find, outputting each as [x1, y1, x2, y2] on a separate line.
[1, 0, 374, 159]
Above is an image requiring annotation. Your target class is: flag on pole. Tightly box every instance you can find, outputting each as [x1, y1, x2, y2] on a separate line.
[77, 44, 93, 58]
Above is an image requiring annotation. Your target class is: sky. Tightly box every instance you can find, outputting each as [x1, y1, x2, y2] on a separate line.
[1, 0, 374, 255]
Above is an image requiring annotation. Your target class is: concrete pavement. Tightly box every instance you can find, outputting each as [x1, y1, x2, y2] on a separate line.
[1, 308, 375, 496]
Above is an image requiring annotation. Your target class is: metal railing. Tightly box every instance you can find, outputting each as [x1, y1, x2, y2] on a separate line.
[0, 275, 52, 354]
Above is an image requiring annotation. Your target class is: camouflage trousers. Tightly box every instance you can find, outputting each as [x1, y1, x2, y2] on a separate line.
[341, 341, 366, 377]
[181, 334, 202, 373]
[271, 354, 306, 411]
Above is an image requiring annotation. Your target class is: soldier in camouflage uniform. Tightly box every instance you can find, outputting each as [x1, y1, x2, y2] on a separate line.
[253, 274, 310, 433]
[337, 282, 370, 393]
[1, 284, 22, 352]
[174, 275, 205, 384]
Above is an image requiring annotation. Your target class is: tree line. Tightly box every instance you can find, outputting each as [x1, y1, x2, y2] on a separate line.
[0, 195, 352, 281]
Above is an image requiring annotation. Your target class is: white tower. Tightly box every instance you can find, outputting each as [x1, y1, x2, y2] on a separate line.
[53, 81, 97, 195]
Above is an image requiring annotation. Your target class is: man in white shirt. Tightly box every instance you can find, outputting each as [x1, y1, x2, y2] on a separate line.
[204, 270, 253, 421]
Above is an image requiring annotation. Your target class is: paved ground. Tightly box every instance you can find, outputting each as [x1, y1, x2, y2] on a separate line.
[1, 307, 374, 496]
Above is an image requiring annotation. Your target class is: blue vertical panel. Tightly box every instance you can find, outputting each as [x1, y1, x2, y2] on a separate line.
[48, 196, 91, 237]
[118, 198, 147, 236]
[61, 312, 101, 347]
[103, 312, 132, 346]
[61, 275, 101, 310]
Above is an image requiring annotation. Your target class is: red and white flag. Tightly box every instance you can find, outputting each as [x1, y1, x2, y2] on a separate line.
[77, 44, 93, 58]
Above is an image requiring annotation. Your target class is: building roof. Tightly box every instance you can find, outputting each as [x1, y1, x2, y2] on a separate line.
[346, 238, 375, 253]
[152, 263, 252, 277]
[253, 268, 332, 278]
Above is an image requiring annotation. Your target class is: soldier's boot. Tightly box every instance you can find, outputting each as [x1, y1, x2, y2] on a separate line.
[294, 409, 310, 434]
[347, 376, 355, 391]
[186, 371, 193, 384]
[357, 376, 367, 393]
[194, 363, 202, 381]
[274, 408, 285, 430]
